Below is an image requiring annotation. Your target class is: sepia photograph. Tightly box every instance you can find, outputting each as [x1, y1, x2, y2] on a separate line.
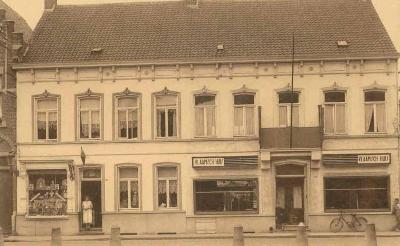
[0, 0, 399, 245]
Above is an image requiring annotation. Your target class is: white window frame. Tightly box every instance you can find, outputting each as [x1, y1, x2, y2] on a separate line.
[324, 91, 346, 134]
[114, 94, 140, 140]
[33, 94, 60, 141]
[233, 93, 256, 136]
[77, 94, 102, 140]
[364, 90, 386, 134]
[155, 164, 179, 210]
[194, 94, 216, 138]
[117, 165, 140, 210]
[278, 91, 300, 127]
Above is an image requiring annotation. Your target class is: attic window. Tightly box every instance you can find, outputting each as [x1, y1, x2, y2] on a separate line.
[217, 44, 224, 50]
[337, 41, 349, 47]
[90, 48, 103, 54]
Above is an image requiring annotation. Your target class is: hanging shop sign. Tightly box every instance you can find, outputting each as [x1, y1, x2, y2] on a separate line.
[192, 156, 258, 168]
[323, 153, 391, 166]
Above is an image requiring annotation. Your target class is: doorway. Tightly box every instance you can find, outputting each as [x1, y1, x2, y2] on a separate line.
[275, 164, 305, 228]
[80, 168, 102, 231]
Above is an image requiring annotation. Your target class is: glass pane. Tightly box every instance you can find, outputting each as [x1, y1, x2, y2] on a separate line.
[234, 107, 244, 135]
[80, 98, 100, 109]
[158, 166, 177, 178]
[158, 180, 167, 208]
[82, 169, 101, 179]
[167, 109, 177, 137]
[156, 95, 176, 106]
[324, 105, 334, 133]
[365, 91, 385, 102]
[276, 165, 304, 175]
[128, 110, 138, 139]
[169, 180, 178, 208]
[292, 105, 299, 127]
[48, 112, 57, 139]
[80, 111, 89, 138]
[118, 97, 137, 108]
[206, 107, 215, 136]
[119, 167, 138, 179]
[279, 106, 287, 126]
[157, 109, 166, 137]
[130, 181, 139, 208]
[234, 94, 254, 105]
[335, 104, 346, 133]
[37, 112, 46, 140]
[325, 91, 345, 102]
[245, 107, 254, 135]
[195, 96, 215, 106]
[376, 104, 386, 132]
[118, 110, 127, 138]
[279, 92, 299, 104]
[365, 104, 374, 132]
[37, 99, 57, 110]
[91, 111, 100, 138]
[120, 181, 128, 208]
[195, 107, 204, 136]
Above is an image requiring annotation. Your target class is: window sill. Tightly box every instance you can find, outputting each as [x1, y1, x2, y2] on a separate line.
[189, 212, 260, 217]
[25, 215, 69, 220]
[364, 132, 388, 135]
[324, 209, 391, 214]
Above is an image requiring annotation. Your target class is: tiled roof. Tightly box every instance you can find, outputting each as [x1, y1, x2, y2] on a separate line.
[23, 0, 398, 65]
[0, 0, 32, 42]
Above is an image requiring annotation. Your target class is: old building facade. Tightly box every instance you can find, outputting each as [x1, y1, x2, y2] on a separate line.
[14, 0, 399, 235]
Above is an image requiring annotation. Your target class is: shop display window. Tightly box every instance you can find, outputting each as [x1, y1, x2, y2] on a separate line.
[28, 170, 68, 216]
[324, 176, 389, 211]
[194, 179, 258, 213]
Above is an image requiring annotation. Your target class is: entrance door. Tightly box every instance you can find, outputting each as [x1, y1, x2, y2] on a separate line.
[80, 168, 102, 230]
[275, 164, 305, 228]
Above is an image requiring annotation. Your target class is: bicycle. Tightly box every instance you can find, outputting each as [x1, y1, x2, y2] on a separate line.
[329, 211, 368, 232]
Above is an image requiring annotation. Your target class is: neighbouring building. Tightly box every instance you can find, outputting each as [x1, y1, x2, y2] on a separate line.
[0, 0, 31, 235]
[14, 0, 398, 235]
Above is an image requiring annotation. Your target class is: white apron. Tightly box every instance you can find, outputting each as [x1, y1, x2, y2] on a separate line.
[82, 200, 93, 224]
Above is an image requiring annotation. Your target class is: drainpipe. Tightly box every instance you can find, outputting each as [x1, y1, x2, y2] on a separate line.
[9, 153, 17, 235]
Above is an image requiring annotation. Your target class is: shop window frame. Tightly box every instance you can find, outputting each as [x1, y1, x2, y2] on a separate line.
[323, 175, 391, 213]
[153, 163, 181, 210]
[32, 91, 61, 142]
[193, 177, 259, 215]
[116, 164, 141, 211]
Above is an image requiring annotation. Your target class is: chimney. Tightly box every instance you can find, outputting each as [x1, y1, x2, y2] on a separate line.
[44, 0, 57, 11]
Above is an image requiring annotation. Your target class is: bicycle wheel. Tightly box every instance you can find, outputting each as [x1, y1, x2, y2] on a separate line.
[353, 217, 368, 232]
[330, 218, 344, 233]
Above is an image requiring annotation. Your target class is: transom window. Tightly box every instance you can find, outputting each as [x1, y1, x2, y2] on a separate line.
[194, 179, 258, 213]
[155, 95, 178, 138]
[157, 166, 178, 209]
[324, 91, 346, 134]
[325, 176, 389, 211]
[115, 96, 139, 140]
[278, 91, 299, 127]
[35, 98, 59, 140]
[233, 94, 255, 136]
[364, 91, 386, 133]
[78, 96, 102, 139]
[194, 95, 216, 137]
[119, 167, 139, 209]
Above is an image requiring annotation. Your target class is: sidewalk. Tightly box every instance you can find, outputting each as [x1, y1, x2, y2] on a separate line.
[5, 231, 400, 242]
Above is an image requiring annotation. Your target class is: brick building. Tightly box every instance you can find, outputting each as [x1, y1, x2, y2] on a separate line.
[14, 0, 399, 235]
[0, 0, 31, 235]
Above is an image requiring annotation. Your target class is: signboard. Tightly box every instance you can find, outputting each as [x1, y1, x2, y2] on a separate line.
[357, 154, 390, 164]
[193, 157, 224, 167]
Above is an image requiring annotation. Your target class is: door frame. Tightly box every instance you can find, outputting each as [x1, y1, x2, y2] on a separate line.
[77, 165, 105, 230]
[273, 159, 309, 226]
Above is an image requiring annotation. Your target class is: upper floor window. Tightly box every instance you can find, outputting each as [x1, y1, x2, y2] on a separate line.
[364, 91, 386, 133]
[195, 95, 216, 137]
[35, 97, 59, 141]
[278, 91, 299, 127]
[78, 95, 102, 140]
[119, 166, 140, 209]
[155, 93, 178, 138]
[233, 94, 255, 136]
[115, 96, 139, 140]
[156, 165, 178, 209]
[324, 91, 346, 134]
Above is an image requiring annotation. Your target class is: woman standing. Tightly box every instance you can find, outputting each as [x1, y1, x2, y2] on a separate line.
[82, 195, 94, 230]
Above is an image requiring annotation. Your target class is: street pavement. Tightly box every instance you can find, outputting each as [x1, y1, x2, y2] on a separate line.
[4, 233, 400, 246]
